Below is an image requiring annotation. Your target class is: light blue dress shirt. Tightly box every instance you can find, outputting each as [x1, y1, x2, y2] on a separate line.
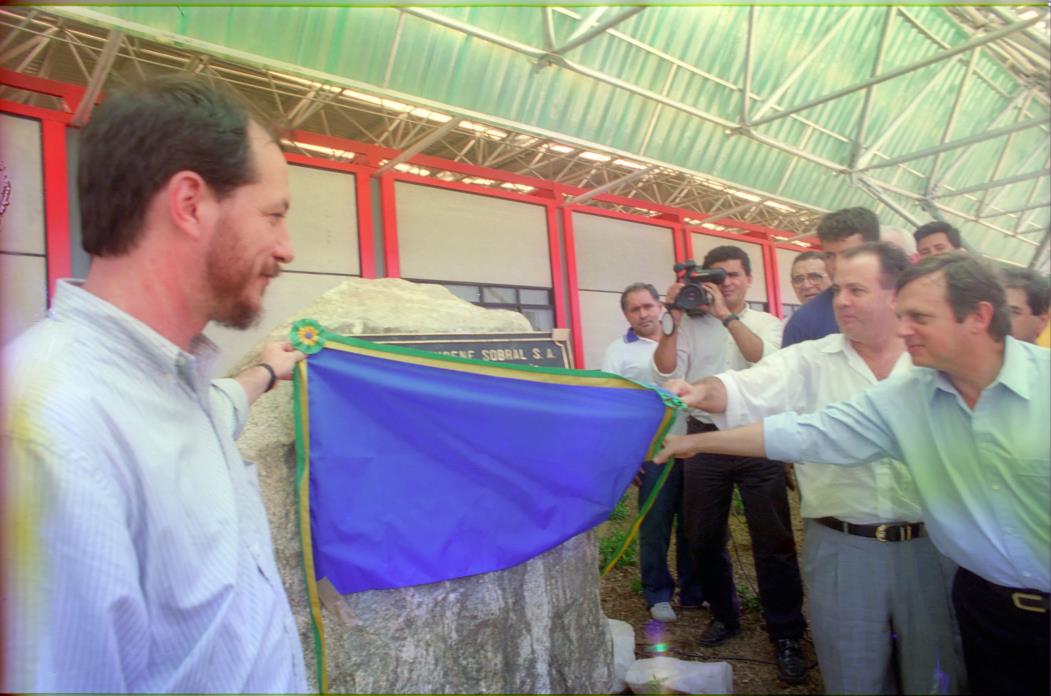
[764, 337, 1049, 592]
[3, 280, 307, 692]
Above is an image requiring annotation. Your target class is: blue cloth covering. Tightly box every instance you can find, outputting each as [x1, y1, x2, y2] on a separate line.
[300, 341, 675, 594]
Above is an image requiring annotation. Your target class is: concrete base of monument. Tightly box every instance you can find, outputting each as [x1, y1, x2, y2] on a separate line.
[233, 278, 615, 693]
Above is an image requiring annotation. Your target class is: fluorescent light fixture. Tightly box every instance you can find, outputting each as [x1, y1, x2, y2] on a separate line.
[579, 151, 612, 162]
[613, 158, 646, 170]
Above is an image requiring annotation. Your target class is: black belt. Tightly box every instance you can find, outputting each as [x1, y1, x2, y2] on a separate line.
[964, 568, 1050, 614]
[816, 516, 925, 542]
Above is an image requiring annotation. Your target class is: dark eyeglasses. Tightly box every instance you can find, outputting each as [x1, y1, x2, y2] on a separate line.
[791, 272, 828, 285]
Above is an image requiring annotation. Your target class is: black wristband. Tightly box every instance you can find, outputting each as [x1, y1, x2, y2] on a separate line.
[255, 363, 278, 393]
[722, 313, 740, 327]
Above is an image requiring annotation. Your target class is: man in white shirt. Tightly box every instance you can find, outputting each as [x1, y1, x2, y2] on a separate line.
[656, 253, 1048, 696]
[652, 245, 807, 684]
[3, 76, 307, 692]
[663, 243, 964, 694]
[601, 283, 701, 623]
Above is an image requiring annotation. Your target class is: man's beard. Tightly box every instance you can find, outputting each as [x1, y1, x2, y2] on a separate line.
[205, 229, 278, 330]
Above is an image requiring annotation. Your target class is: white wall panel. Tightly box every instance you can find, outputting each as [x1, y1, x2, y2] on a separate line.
[0, 114, 45, 254]
[285, 164, 359, 275]
[689, 233, 768, 304]
[579, 289, 638, 372]
[572, 213, 676, 293]
[775, 247, 804, 307]
[396, 182, 550, 287]
[1, 253, 47, 347]
[205, 271, 349, 376]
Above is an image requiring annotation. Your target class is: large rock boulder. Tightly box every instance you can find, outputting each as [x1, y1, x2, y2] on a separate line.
[234, 278, 614, 693]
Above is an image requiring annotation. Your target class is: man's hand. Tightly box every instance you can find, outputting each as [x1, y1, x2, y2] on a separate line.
[664, 282, 685, 321]
[235, 341, 306, 405]
[662, 378, 707, 409]
[701, 282, 731, 321]
[654, 434, 704, 465]
[259, 340, 306, 381]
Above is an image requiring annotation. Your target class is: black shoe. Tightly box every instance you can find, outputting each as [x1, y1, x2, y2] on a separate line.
[775, 638, 806, 684]
[698, 619, 740, 647]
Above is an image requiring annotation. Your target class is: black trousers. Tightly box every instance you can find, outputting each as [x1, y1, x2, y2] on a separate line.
[952, 566, 1050, 696]
[683, 418, 807, 641]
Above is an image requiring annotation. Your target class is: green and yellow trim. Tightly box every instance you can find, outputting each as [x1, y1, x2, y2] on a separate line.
[293, 359, 328, 694]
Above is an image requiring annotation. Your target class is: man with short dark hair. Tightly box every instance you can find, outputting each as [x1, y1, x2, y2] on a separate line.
[658, 252, 1049, 696]
[1001, 267, 1050, 344]
[653, 245, 808, 683]
[663, 243, 964, 694]
[783, 207, 879, 347]
[914, 221, 963, 257]
[788, 251, 830, 306]
[602, 282, 701, 623]
[3, 76, 307, 692]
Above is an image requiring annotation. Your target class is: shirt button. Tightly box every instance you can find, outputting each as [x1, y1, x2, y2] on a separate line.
[992, 484, 1001, 491]
[1023, 571, 1032, 577]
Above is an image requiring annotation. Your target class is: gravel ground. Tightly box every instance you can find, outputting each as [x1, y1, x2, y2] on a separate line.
[599, 486, 825, 695]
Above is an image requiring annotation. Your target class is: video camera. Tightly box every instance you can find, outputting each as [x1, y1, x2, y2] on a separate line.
[671, 260, 727, 315]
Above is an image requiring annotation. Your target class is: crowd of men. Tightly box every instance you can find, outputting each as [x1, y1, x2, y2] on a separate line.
[600, 206, 1048, 692]
[3, 76, 1048, 695]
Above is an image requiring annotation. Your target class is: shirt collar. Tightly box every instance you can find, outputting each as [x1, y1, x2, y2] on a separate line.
[930, 337, 1029, 402]
[990, 337, 1031, 400]
[50, 279, 220, 397]
[624, 327, 640, 343]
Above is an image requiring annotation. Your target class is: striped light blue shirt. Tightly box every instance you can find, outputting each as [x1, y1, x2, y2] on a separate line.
[764, 337, 1050, 591]
[2, 280, 307, 692]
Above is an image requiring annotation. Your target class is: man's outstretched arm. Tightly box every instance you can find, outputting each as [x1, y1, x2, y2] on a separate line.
[653, 422, 765, 464]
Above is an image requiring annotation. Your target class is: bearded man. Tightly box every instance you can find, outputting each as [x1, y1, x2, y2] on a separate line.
[3, 76, 307, 692]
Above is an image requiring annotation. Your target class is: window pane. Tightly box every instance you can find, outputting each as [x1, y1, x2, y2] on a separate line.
[521, 307, 554, 331]
[443, 284, 481, 302]
[482, 286, 517, 304]
[518, 288, 550, 305]
[746, 301, 769, 313]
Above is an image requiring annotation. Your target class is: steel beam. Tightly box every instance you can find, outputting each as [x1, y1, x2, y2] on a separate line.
[926, 48, 981, 196]
[542, 7, 556, 51]
[372, 117, 461, 177]
[850, 7, 894, 168]
[1029, 228, 1050, 270]
[855, 176, 925, 227]
[708, 197, 765, 221]
[980, 141, 1047, 215]
[855, 56, 959, 170]
[547, 7, 642, 58]
[930, 88, 1029, 191]
[855, 116, 1047, 173]
[0, 9, 38, 55]
[979, 199, 1051, 220]
[752, 8, 856, 122]
[741, 6, 756, 125]
[932, 168, 1050, 200]
[564, 165, 655, 206]
[382, 11, 405, 89]
[749, 15, 1041, 129]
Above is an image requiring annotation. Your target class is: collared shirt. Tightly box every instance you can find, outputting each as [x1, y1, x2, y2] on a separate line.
[712, 333, 920, 524]
[765, 338, 1051, 591]
[2, 280, 307, 693]
[653, 306, 783, 422]
[603, 328, 685, 436]
[782, 287, 838, 348]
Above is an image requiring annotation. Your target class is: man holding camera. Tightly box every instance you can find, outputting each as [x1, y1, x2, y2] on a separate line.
[653, 246, 808, 683]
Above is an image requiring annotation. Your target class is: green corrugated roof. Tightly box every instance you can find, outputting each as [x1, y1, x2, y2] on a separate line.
[57, 5, 1050, 265]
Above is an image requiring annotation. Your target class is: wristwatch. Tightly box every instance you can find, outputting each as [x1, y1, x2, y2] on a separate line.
[722, 313, 740, 328]
[661, 312, 677, 336]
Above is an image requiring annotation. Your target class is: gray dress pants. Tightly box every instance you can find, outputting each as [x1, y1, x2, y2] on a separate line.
[802, 519, 966, 694]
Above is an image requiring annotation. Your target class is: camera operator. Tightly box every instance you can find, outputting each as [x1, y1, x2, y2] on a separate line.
[652, 246, 808, 683]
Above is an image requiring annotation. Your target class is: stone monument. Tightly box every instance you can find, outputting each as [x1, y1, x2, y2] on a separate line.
[231, 278, 615, 693]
